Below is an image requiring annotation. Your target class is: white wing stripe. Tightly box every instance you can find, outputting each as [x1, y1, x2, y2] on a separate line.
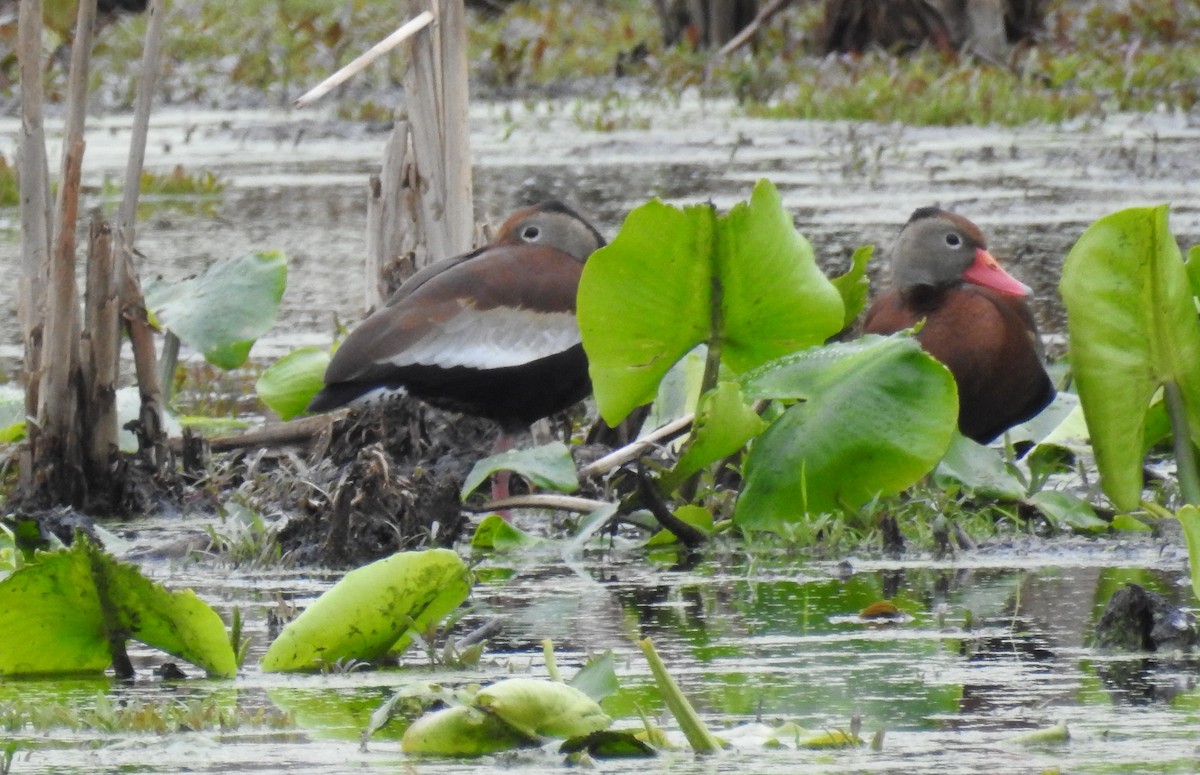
[391, 308, 581, 370]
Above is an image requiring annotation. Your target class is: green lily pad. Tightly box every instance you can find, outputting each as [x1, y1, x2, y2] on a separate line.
[578, 179, 844, 425]
[256, 346, 330, 421]
[0, 536, 236, 677]
[736, 334, 957, 531]
[260, 548, 469, 671]
[402, 704, 533, 756]
[461, 441, 579, 499]
[475, 678, 612, 739]
[145, 250, 287, 370]
[1060, 206, 1200, 510]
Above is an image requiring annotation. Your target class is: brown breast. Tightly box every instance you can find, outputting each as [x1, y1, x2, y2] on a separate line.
[862, 284, 1054, 443]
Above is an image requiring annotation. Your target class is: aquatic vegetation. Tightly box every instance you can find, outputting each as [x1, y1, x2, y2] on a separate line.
[1060, 205, 1200, 597]
[0, 535, 236, 678]
[46, 0, 1195, 125]
[260, 548, 470, 672]
[1061, 205, 1200, 510]
[0, 154, 17, 208]
[575, 179, 958, 535]
[145, 250, 288, 372]
[255, 346, 331, 421]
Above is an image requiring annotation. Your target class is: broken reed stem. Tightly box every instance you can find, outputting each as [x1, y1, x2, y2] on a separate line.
[715, 0, 792, 57]
[83, 219, 121, 480]
[16, 0, 50, 463]
[116, 0, 170, 460]
[39, 138, 85, 499]
[577, 414, 695, 479]
[294, 11, 434, 108]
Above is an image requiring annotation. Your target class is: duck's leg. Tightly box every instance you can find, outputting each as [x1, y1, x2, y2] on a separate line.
[490, 432, 514, 502]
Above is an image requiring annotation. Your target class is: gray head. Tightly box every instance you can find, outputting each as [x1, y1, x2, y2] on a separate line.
[889, 207, 990, 288]
[496, 201, 606, 262]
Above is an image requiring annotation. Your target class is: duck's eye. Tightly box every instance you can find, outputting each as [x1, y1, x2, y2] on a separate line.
[521, 225, 541, 241]
[945, 232, 963, 248]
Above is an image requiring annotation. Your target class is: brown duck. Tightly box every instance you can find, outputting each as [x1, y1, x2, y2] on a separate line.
[862, 207, 1054, 443]
[308, 202, 606, 496]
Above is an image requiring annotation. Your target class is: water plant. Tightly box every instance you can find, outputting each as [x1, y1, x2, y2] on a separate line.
[0, 535, 236, 678]
[260, 547, 470, 672]
[576, 178, 958, 535]
[1060, 205, 1200, 593]
[144, 249, 287, 403]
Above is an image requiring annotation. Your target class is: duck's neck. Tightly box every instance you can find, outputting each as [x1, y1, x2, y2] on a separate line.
[899, 282, 957, 312]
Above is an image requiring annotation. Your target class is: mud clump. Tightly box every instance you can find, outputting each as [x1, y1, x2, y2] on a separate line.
[275, 399, 496, 567]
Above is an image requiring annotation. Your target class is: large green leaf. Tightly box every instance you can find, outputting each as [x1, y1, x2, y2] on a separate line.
[578, 179, 844, 425]
[145, 251, 287, 370]
[460, 442, 579, 499]
[0, 537, 236, 677]
[256, 346, 329, 421]
[475, 678, 611, 739]
[735, 335, 957, 532]
[659, 380, 766, 493]
[260, 548, 469, 672]
[401, 704, 533, 756]
[1060, 206, 1200, 510]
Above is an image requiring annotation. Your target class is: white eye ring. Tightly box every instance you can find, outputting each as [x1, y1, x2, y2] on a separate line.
[945, 232, 963, 248]
[522, 225, 541, 241]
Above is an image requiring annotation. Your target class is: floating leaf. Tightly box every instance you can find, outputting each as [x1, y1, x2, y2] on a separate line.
[256, 346, 330, 420]
[145, 250, 287, 370]
[736, 335, 957, 532]
[1060, 206, 1200, 509]
[0, 537, 235, 677]
[1028, 490, 1107, 533]
[475, 678, 612, 739]
[578, 179, 844, 425]
[470, 514, 543, 550]
[261, 548, 469, 671]
[401, 704, 532, 756]
[1008, 721, 1070, 746]
[559, 730, 657, 758]
[461, 442, 579, 499]
[800, 729, 864, 749]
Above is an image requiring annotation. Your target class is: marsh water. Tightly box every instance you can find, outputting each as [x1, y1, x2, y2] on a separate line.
[2, 100, 1200, 772]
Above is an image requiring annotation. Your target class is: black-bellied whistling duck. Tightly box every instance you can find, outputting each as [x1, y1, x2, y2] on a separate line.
[861, 207, 1054, 443]
[308, 202, 606, 495]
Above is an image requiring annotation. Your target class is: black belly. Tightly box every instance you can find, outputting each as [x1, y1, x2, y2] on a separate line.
[313, 345, 592, 431]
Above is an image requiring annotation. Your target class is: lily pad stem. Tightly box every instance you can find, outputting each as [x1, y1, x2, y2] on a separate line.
[1164, 380, 1200, 505]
